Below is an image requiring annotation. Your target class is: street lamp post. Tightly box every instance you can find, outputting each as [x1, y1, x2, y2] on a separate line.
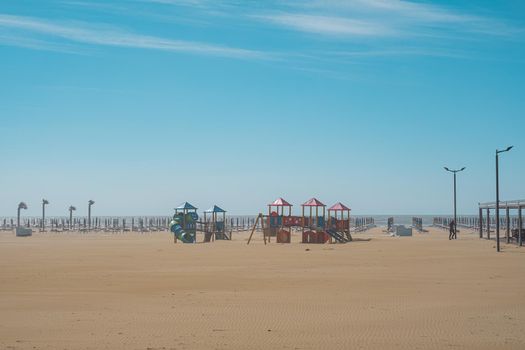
[496, 146, 513, 252]
[88, 200, 95, 230]
[42, 199, 49, 231]
[69, 206, 76, 230]
[444, 167, 466, 237]
[17, 202, 28, 228]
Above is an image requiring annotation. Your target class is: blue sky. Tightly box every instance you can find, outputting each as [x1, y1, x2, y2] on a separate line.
[0, 0, 524, 216]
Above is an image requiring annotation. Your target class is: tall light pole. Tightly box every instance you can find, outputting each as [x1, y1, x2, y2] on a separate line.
[88, 200, 95, 230]
[496, 146, 513, 252]
[69, 206, 76, 230]
[42, 199, 49, 231]
[444, 167, 466, 236]
[17, 202, 28, 228]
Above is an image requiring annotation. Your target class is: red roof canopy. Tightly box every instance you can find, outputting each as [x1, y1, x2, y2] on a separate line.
[269, 197, 292, 207]
[302, 198, 325, 207]
[328, 202, 351, 211]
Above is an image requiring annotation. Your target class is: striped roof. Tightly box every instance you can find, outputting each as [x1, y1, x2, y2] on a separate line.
[302, 198, 325, 207]
[175, 202, 197, 210]
[269, 197, 292, 207]
[329, 202, 351, 211]
[204, 205, 226, 213]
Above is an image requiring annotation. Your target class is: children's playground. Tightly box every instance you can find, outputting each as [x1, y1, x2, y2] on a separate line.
[247, 197, 353, 245]
[169, 202, 230, 243]
[168, 198, 372, 244]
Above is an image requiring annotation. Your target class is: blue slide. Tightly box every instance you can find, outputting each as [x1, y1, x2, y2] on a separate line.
[169, 214, 195, 243]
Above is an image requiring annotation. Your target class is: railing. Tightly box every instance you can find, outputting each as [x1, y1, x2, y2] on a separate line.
[432, 216, 483, 229]
[479, 199, 525, 209]
[412, 217, 423, 232]
[1, 215, 377, 234]
[0, 216, 172, 232]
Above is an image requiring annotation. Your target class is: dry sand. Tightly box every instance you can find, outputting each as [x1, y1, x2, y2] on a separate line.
[1, 227, 524, 350]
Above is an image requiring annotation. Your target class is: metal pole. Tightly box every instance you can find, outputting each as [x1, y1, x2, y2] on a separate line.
[42, 202, 46, 231]
[486, 208, 490, 240]
[519, 206, 523, 247]
[496, 152, 500, 252]
[506, 206, 510, 244]
[444, 167, 464, 238]
[479, 206, 483, 239]
[454, 172, 457, 237]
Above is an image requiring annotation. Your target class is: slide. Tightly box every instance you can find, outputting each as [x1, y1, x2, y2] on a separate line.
[169, 215, 195, 243]
[325, 229, 348, 243]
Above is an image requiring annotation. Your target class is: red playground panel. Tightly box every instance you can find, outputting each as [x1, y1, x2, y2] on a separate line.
[302, 230, 314, 243]
[320, 231, 330, 243]
[277, 229, 291, 243]
[283, 216, 302, 227]
[335, 220, 350, 230]
[302, 230, 328, 244]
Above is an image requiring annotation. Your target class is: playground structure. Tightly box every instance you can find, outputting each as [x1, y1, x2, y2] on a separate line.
[327, 202, 352, 242]
[170, 202, 198, 243]
[169, 202, 231, 243]
[203, 205, 230, 242]
[247, 197, 352, 245]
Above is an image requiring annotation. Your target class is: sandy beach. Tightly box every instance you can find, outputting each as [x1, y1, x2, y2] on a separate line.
[1, 228, 524, 350]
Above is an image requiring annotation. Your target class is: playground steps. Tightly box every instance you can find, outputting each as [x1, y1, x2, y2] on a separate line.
[216, 232, 231, 240]
[203, 232, 231, 242]
[326, 229, 348, 243]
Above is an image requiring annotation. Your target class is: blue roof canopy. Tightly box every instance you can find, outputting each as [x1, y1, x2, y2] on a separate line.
[175, 202, 197, 210]
[204, 205, 226, 213]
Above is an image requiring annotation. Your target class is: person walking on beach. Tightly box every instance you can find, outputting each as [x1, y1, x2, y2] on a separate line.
[449, 220, 456, 240]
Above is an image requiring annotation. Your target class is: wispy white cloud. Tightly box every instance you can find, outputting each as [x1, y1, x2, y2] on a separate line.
[322, 47, 470, 60]
[146, 0, 208, 5]
[0, 14, 269, 59]
[316, 0, 468, 22]
[1, 1, 520, 79]
[65, 1, 521, 40]
[0, 32, 84, 54]
[254, 13, 397, 37]
[254, 0, 521, 39]
[143, 0, 240, 7]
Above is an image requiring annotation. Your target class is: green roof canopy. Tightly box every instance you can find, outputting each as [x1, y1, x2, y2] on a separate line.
[204, 205, 226, 213]
[175, 202, 197, 210]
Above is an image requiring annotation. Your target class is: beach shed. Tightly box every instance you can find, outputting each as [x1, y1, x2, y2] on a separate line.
[479, 199, 524, 247]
